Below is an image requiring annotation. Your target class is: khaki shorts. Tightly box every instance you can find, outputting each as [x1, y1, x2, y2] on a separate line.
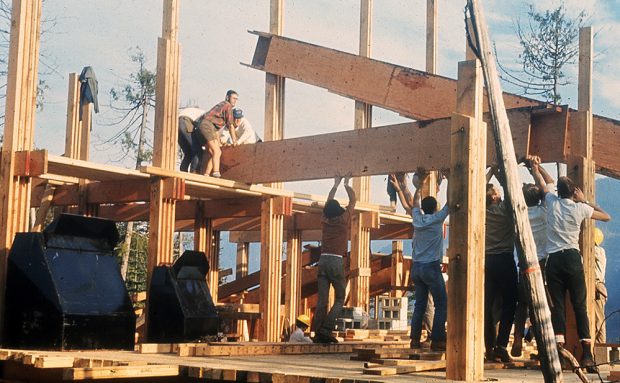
[196, 118, 219, 143]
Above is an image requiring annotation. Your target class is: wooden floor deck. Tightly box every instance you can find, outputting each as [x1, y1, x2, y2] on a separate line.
[0, 345, 609, 382]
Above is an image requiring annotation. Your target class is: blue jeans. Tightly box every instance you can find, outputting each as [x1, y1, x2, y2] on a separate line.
[410, 260, 447, 342]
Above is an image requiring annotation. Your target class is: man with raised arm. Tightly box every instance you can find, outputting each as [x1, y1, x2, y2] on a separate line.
[531, 155, 611, 372]
[390, 171, 448, 351]
[311, 173, 356, 344]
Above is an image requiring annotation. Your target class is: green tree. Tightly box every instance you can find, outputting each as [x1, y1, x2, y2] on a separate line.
[498, 2, 586, 104]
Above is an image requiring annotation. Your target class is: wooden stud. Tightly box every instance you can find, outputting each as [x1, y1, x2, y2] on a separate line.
[31, 183, 55, 232]
[236, 242, 249, 279]
[259, 196, 285, 341]
[446, 60, 486, 381]
[64, 73, 80, 159]
[284, 223, 302, 335]
[389, 241, 404, 298]
[426, 0, 437, 74]
[264, 0, 285, 189]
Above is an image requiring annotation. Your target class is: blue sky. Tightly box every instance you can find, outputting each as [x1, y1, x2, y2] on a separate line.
[27, 0, 620, 207]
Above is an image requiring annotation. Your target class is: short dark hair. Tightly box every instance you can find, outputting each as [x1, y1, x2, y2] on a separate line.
[324, 199, 345, 219]
[226, 89, 238, 99]
[522, 183, 542, 207]
[557, 176, 576, 199]
[421, 196, 438, 215]
[486, 183, 495, 206]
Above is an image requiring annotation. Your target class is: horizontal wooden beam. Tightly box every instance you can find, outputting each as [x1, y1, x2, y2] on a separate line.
[13, 150, 47, 177]
[249, 32, 540, 120]
[249, 32, 620, 179]
[221, 108, 556, 183]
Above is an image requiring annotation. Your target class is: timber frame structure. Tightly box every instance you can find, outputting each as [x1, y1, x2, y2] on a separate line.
[0, 0, 618, 381]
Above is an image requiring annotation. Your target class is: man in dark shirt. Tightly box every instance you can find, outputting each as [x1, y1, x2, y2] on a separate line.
[195, 90, 239, 177]
[311, 173, 356, 343]
[484, 165, 518, 363]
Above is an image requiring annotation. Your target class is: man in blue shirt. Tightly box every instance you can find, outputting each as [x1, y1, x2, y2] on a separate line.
[390, 172, 448, 351]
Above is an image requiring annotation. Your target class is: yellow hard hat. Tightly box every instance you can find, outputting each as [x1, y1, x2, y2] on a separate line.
[296, 314, 311, 328]
[594, 228, 604, 246]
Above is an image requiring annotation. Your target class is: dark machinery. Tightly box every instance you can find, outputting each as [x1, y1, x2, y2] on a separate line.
[3, 214, 135, 350]
[147, 250, 219, 342]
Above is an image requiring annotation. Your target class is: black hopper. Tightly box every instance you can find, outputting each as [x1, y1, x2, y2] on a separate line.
[147, 250, 219, 342]
[4, 214, 135, 350]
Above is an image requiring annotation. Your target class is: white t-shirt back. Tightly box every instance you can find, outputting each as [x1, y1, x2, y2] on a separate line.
[528, 205, 548, 261]
[545, 193, 594, 254]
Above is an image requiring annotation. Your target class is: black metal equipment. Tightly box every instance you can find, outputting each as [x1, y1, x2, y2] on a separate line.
[147, 250, 219, 342]
[3, 214, 135, 350]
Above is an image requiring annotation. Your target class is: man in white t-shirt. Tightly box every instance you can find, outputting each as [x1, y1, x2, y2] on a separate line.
[220, 108, 262, 145]
[531, 155, 611, 372]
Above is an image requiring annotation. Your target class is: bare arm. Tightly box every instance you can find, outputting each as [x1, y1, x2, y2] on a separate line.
[538, 164, 554, 185]
[573, 187, 611, 222]
[328, 175, 342, 201]
[389, 174, 412, 215]
[343, 173, 356, 212]
[530, 156, 549, 195]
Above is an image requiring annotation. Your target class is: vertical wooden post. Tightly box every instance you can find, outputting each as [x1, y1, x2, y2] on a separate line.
[0, 0, 42, 334]
[446, 59, 486, 381]
[566, 26, 595, 356]
[349, 0, 373, 312]
[64, 73, 80, 158]
[194, 203, 218, 301]
[284, 223, 302, 333]
[389, 240, 404, 298]
[236, 242, 249, 280]
[146, 0, 181, 336]
[259, 196, 290, 341]
[264, 0, 285, 189]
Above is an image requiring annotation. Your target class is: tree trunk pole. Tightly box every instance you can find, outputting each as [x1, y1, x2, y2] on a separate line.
[466, 1, 563, 382]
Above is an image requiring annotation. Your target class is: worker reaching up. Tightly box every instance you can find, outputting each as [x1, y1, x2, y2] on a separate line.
[195, 90, 239, 178]
[220, 108, 262, 145]
[312, 173, 356, 344]
[389, 170, 448, 352]
[530, 155, 611, 373]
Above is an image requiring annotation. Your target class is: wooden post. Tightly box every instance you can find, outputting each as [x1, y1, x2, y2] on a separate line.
[64, 73, 80, 159]
[194, 204, 218, 301]
[259, 196, 288, 341]
[565, 26, 595, 357]
[349, 0, 372, 312]
[236, 242, 249, 280]
[264, 0, 285, 189]
[0, 0, 42, 335]
[389, 240, 404, 298]
[467, 1, 563, 381]
[146, 0, 181, 336]
[446, 60, 486, 381]
[284, 224, 302, 333]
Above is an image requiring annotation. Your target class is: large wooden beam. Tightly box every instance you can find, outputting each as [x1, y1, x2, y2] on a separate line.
[0, 0, 42, 336]
[248, 32, 620, 179]
[445, 60, 486, 381]
[221, 108, 550, 184]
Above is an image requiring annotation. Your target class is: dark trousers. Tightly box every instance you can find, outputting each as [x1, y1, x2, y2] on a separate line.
[178, 117, 201, 172]
[311, 255, 346, 337]
[410, 260, 447, 343]
[513, 260, 546, 340]
[546, 249, 590, 341]
[484, 252, 518, 350]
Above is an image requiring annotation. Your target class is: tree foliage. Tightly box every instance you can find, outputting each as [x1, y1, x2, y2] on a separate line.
[102, 47, 156, 167]
[499, 2, 585, 104]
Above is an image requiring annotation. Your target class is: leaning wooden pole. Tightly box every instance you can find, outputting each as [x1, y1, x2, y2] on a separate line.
[466, 1, 563, 382]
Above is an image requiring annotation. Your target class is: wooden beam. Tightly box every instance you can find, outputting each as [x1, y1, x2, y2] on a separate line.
[467, 2, 563, 381]
[263, 0, 284, 189]
[446, 60, 486, 381]
[64, 73, 80, 158]
[13, 150, 47, 177]
[31, 183, 55, 232]
[565, 26, 595, 359]
[389, 241, 404, 298]
[248, 32, 620, 179]
[284, 226, 302, 335]
[194, 203, 218, 301]
[248, 32, 540, 121]
[0, 0, 42, 339]
[236, 242, 249, 280]
[426, 0, 437, 74]
[259, 196, 286, 341]
[221, 108, 543, 184]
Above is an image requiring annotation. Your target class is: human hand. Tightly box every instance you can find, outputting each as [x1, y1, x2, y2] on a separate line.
[574, 187, 586, 203]
[389, 174, 401, 190]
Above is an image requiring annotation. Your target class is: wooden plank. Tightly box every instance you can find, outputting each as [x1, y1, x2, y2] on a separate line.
[62, 364, 179, 380]
[31, 183, 54, 232]
[13, 150, 47, 176]
[363, 360, 446, 375]
[426, 0, 437, 74]
[64, 73, 80, 159]
[284, 226, 302, 336]
[33, 356, 75, 368]
[248, 32, 540, 121]
[446, 60, 485, 382]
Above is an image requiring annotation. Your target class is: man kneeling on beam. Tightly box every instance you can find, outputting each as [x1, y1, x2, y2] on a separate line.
[390, 171, 449, 352]
[311, 173, 356, 344]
